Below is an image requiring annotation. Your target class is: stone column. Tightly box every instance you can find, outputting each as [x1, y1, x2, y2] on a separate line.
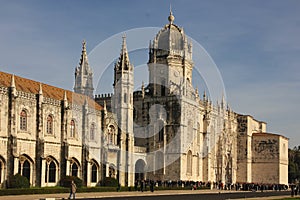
[13, 158, 19, 175]
[105, 163, 109, 177]
[86, 161, 91, 187]
[41, 159, 46, 187]
[66, 160, 70, 176]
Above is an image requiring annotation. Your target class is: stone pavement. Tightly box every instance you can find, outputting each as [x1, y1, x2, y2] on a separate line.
[0, 189, 294, 200]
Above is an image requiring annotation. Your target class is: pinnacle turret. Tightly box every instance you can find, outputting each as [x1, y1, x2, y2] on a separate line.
[74, 40, 94, 98]
[115, 35, 132, 71]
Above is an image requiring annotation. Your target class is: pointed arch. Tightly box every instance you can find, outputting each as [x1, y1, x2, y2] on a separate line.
[135, 159, 146, 181]
[107, 125, 116, 145]
[46, 115, 53, 134]
[45, 156, 59, 184]
[90, 159, 99, 183]
[70, 119, 76, 138]
[18, 154, 34, 184]
[70, 158, 80, 177]
[108, 164, 116, 178]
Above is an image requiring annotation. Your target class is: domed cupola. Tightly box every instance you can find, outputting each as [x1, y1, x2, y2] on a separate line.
[147, 9, 194, 98]
[149, 10, 192, 61]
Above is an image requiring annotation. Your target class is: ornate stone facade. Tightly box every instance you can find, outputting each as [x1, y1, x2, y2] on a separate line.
[0, 11, 288, 188]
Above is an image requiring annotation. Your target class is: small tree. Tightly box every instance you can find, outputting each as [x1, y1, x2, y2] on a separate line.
[60, 176, 83, 188]
[102, 177, 118, 187]
[9, 174, 30, 188]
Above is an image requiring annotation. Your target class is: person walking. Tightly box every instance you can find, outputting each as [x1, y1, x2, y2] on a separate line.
[68, 180, 77, 199]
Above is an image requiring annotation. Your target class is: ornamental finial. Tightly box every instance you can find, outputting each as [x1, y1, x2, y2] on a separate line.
[168, 4, 175, 24]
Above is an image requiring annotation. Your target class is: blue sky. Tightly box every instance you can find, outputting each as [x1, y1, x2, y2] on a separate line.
[0, 0, 299, 147]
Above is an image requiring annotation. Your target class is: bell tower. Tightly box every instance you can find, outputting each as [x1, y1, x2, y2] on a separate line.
[148, 10, 193, 96]
[112, 35, 135, 186]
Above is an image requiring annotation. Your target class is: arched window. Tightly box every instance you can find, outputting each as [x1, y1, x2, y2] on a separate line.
[45, 160, 56, 183]
[108, 125, 116, 145]
[90, 124, 95, 141]
[91, 163, 97, 183]
[70, 120, 75, 138]
[187, 150, 192, 175]
[23, 160, 30, 181]
[46, 115, 53, 134]
[109, 166, 116, 178]
[71, 162, 79, 177]
[49, 161, 56, 182]
[20, 110, 27, 131]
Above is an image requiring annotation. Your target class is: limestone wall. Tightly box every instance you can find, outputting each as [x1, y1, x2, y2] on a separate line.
[251, 133, 288, 185]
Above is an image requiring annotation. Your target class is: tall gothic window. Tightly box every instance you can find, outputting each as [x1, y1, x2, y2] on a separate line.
[71, 162, 79, 177]
[46, 115, 53, 134]
[91, 163, 97, 183]
[70, 120, 75, 138]
[19, 160, 31, 182]
[20, 110, 27, 131]
[187, 150, 192, 175]
[90, 123, 95, 141]
[45, 160, 56, 183]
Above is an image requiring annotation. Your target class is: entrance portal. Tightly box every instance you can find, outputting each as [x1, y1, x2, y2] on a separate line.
[135, 159, 146, 181]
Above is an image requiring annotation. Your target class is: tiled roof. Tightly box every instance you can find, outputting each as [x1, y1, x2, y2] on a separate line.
[0, 71, 102, 111]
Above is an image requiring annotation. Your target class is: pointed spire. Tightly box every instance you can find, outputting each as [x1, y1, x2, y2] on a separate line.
[74, 40, 94, 98]
[203, 90, 207, 101]
[122, 34, 127, 54]
[103, 100, 107, 115]
[115, 34, 132, 71]
[64, 91, 67, 101]
[221, 94, 226, 109]
[11, 74, 15, 88]
[80, 39, 89, 69]
[39, 83, 43, 95]
[195, 87, 199, 97]
[63, 91, 68, 109]
[168, 4, 175, 24]
[82, 39, 86, 52]
[38, 83, 44, 103]
[10, 74, 17, 97]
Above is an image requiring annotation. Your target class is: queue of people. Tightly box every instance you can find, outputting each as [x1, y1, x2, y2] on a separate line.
[132, 179, 290, 192]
